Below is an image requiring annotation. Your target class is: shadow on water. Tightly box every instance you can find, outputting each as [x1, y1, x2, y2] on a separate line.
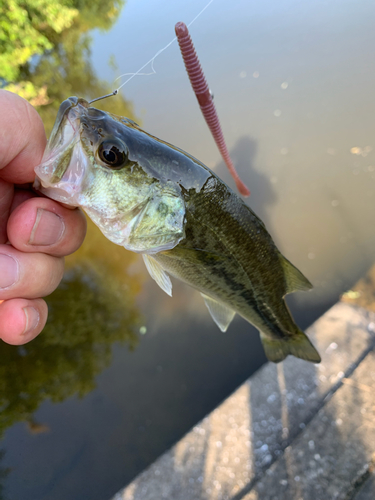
[216, 137, 330, 334]
[215, 136, 278, 226]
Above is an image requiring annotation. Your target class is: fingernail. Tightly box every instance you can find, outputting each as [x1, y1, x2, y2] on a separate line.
[29, 209, 65, 246]
[22, 307, 40, 335]
[0, 254, 19, 288]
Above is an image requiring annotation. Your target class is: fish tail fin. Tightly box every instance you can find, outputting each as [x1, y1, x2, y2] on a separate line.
[260, 329, 321, 364]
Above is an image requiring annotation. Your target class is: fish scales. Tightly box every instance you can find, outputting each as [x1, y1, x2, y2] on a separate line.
[154, 177, 299, 338]
[34, 96, 321, 364]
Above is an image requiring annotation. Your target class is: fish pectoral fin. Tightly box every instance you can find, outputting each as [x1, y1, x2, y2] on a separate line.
[143, 254, 172, 297]
[260, 330, 321, 364]
[280, 256, 313, 294]
[201, 293, 236, 332]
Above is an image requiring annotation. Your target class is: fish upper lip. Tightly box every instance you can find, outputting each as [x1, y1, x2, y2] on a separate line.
[48, 98, 86, 150]
[38, 116, 80, 176]
[67, 113, 77, 134]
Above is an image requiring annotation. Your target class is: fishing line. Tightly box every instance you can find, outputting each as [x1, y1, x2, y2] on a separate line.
[114, 0, 215, 93]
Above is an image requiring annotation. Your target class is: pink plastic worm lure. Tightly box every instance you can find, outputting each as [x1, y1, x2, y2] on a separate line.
[175, 22, 250, 197]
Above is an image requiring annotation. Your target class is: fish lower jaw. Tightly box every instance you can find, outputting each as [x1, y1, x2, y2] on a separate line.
[33, 178, 82, 207]
[100, 227, 131, 247]
[85, 210, 133, 247]
[90, 214, 183, 254]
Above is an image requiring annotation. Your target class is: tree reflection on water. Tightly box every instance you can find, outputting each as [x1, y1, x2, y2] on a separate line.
[0, 0, 143, 439]
[0, 222, 142, 438]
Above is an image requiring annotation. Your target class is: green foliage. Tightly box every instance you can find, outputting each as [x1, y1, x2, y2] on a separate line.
[71, 0, 124, 32]
[0, 0, 131, 135]
[0, 0, 78, 82]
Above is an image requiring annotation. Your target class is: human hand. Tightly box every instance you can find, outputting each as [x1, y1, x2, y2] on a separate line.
[0, 90, 87, 345]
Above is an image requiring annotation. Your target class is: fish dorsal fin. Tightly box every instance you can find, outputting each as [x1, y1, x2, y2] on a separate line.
[201, 293, 236, 332]
[143, 254, 172, 297]
[281, 257, 313, 294]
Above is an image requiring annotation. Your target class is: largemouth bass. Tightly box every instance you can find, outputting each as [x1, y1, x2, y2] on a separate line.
[34, 96, 321, 364]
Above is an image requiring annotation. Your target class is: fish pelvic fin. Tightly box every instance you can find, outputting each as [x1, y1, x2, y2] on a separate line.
[143, 254, 172, 297]
[260, 329, 321, 364]
[280, 256, 313, 294]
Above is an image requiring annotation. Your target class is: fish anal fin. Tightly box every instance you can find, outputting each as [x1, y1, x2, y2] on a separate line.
[260, 330, 321, 364]
[281, 257, 313, 294]
[143, 254, 172, 297]
[201, 293, 236, 332]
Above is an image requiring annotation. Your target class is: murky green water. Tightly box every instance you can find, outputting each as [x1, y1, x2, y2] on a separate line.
[1, 0, 375, 498]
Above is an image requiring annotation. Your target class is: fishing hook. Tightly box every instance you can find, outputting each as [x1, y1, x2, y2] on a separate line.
[88, 90, 118, 105]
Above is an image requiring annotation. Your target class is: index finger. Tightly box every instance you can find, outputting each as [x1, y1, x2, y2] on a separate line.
[0, 90, 47, 184]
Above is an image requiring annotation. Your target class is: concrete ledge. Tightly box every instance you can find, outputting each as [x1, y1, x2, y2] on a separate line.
[111, 294, 375, 500]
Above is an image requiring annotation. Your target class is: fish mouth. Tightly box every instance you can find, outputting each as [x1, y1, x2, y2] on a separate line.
[34, 97, 90, 204]
[44, 97, 89, 162]
[49, 97, 79, 147]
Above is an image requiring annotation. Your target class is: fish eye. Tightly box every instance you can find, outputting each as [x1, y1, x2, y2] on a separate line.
[98, 140, 128, 169]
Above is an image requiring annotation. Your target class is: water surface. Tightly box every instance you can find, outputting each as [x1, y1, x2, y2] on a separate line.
[1, 0, 375, 498]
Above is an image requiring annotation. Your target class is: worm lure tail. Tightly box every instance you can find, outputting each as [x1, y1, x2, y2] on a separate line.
[175, 22, 250, 197]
